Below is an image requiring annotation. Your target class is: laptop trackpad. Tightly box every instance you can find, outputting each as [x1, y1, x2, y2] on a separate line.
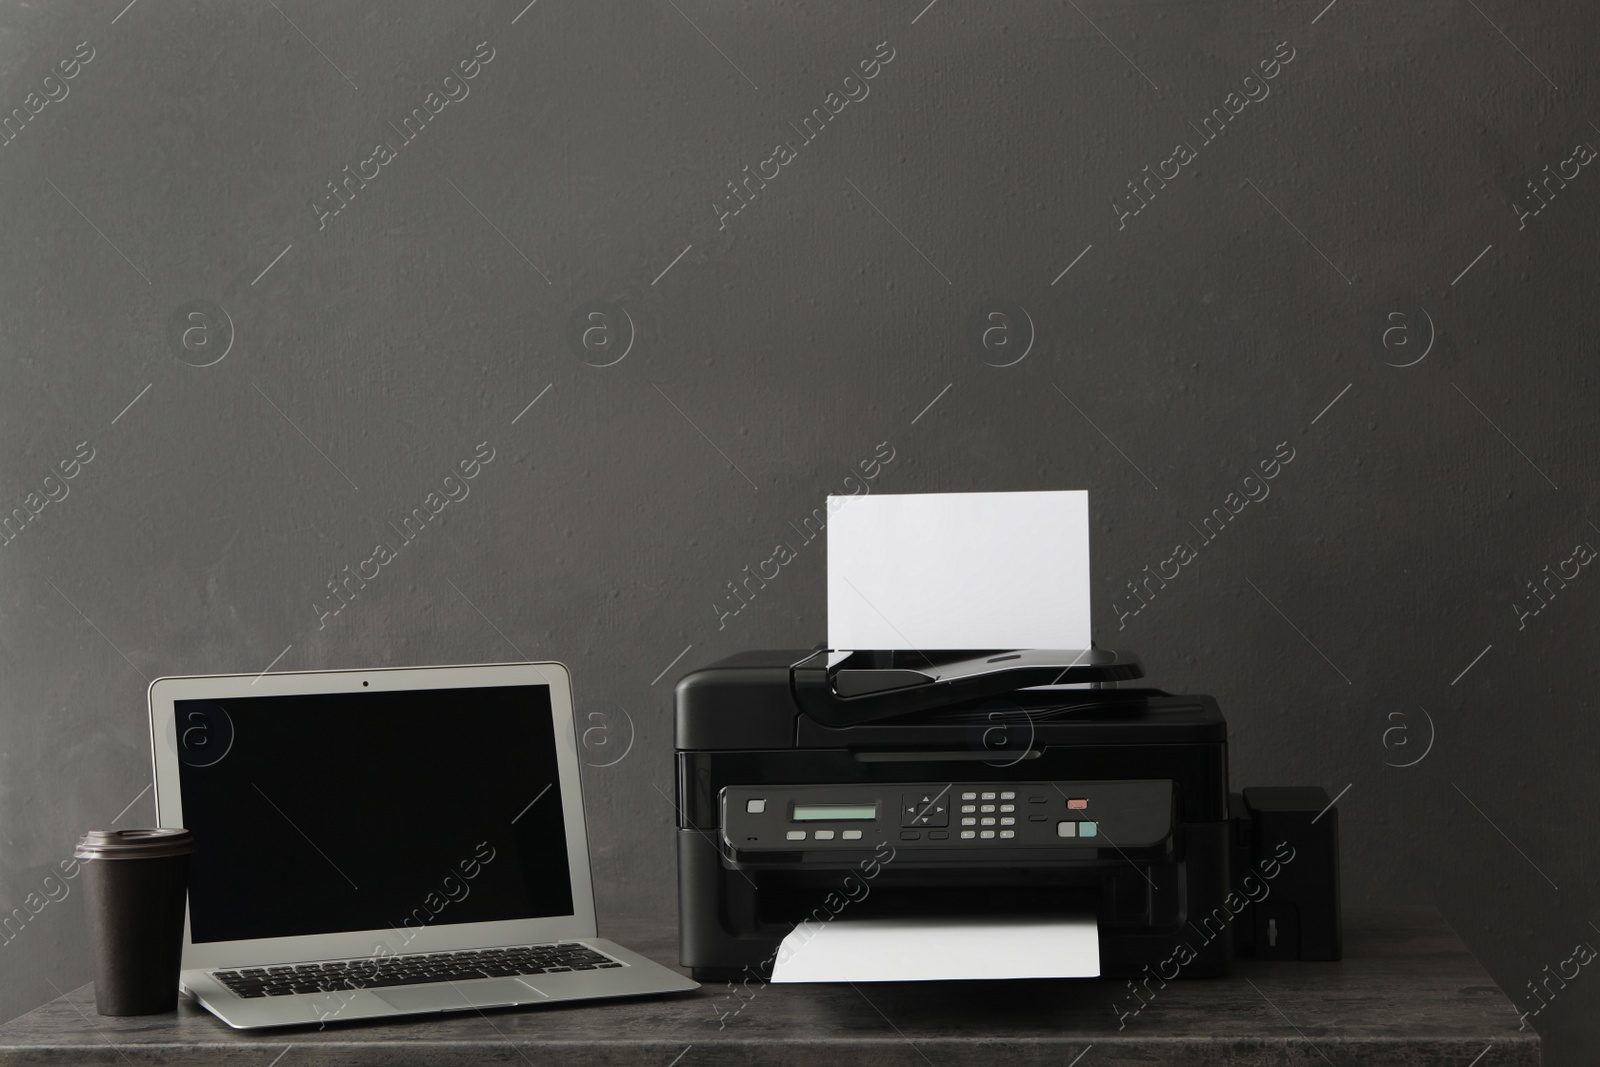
[377, 978, 546, 1013]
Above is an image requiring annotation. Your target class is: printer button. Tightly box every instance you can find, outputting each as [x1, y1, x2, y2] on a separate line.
[1080, 821, 1098, 837]
[980, 830, 995, 839]
[1068, 798, 1089, 810]
[961, 817, 977, 826]
[980, 817, 996, 826]
[960, 830, 976, 839]
[929, 830, 949, 840]
[814, 830, 835, 841]
[746, 799, 766, 814]
[1057, 822, 1077, 838]
[786, 831, 806, 841]
[900, 831, 921, 841]
[1000, 830, 1015, 839]
[961, 805, 976, 814]
[961, 792, 977, 801]
[1029, 796, 1048, 804]
[1000, 804, 1015, 813]
[980, 804, 996, 813]
[1000, 817, 1015, 826]
[1000, 791, 1016, 800]
[842, 830, 863, 840]
[902, 794, 950, 828]
[1029, 814, 1048, 822]
[981, 792, 996, 801]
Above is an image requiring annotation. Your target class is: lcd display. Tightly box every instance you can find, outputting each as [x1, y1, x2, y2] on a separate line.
[792, 803, 878, 821]
[175, 684, 574, 943]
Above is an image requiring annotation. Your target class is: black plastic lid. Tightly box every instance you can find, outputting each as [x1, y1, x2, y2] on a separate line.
[74, 828, 195, 860]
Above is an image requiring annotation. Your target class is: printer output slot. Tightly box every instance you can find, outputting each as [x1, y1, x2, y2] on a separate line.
[721, 840, 1174, 871]
[851, 748, 1043, 762]
[745, 864, 1176, 932]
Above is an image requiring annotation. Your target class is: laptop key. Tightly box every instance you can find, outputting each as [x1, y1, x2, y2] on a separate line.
[384, 974, 446, 986]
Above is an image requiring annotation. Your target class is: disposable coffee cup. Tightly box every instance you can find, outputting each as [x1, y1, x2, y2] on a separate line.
[74, 828, 195, 1016]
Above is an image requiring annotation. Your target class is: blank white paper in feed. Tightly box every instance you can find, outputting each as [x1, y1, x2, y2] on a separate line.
[826, 490, 1092, 651]
[769, 915, 1101, 982]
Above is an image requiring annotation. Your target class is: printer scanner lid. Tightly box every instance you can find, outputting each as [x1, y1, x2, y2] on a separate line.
[672, 649, 1230, 752]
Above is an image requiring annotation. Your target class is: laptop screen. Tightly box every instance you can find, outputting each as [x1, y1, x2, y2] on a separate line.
[174, 683, 575, 944]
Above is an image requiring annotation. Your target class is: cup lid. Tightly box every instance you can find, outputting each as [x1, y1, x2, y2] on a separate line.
[74, 828, 195, 860]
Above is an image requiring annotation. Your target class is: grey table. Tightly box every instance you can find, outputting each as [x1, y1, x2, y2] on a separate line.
[0, 908, 1538, 1066]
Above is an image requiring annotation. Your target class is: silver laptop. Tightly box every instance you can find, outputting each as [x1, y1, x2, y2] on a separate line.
[148, 661, 697, 1029]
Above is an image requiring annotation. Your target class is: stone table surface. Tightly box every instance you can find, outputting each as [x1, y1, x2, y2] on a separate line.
[0, 908, 1538, 1066]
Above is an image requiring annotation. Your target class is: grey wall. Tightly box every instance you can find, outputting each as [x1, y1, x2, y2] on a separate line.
[3, 0, 1597, 1058]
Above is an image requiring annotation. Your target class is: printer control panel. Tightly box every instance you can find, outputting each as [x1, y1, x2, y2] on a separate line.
[720, 780, 1172, 852]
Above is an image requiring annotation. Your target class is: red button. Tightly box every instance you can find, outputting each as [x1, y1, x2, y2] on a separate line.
[1067, 798, 1088, 810]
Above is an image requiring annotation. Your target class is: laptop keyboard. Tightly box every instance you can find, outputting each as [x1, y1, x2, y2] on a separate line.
[213, 943, 622, 998]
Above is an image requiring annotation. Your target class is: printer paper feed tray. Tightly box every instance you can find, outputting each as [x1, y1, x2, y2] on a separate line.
[791, 648, 1144, 726]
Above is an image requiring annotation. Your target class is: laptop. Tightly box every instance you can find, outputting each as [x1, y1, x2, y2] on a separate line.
[147, 661, 698, 1028]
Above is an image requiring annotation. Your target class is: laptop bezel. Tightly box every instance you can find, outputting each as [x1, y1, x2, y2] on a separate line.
[148, 661, 599, 971]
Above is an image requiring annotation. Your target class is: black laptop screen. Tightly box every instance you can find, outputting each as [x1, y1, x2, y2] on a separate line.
[174, 683, 575, 944]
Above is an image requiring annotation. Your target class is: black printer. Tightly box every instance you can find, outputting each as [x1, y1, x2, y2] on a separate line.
[675, 648, 1340, 981]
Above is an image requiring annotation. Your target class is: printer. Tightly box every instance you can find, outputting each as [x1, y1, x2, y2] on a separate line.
[675, 648, 1340, 981]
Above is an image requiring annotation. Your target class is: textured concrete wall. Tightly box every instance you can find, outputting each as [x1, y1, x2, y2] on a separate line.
[2, 0, 1596, 1059]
